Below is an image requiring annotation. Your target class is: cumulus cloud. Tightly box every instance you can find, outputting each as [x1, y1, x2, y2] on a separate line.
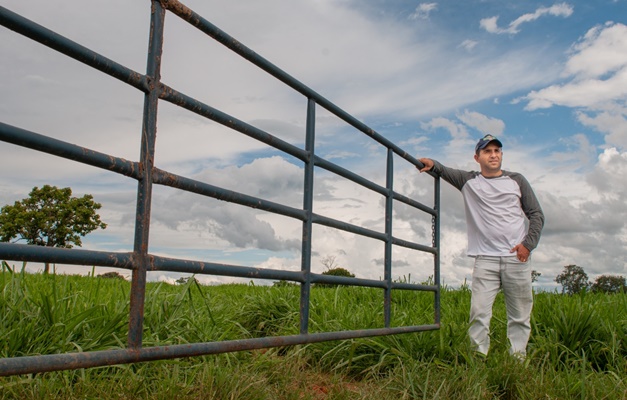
[576, 109, 627, 150]
[586, 147, 627, 195]
[524, 145, 627, 280]
[524, 67, 627, 110]
[456, 110, 505, 136]
[480, 3, 573, 34]
[151, 156, 304, 252]
[421, 117, 471, 141]
[522, 23, 627, 150]
[419, 111, 505, 159]
[564, 22, 627, 78]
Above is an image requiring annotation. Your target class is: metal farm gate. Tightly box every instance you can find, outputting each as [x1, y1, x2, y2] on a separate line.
[0, 0, 441, 376]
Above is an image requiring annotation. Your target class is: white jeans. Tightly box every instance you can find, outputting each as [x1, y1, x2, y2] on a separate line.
[468, 255, 533, 356]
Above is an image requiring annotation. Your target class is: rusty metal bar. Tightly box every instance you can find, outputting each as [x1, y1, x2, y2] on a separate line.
[0, 323, 439, 377]
[157, 84, 309, 163]
[300, 98, 316, 334]
[0, 122, 139, 179]
[433, 177, 442, 324]
[384, 148, 394, 327]
[0, 243, 134, 269]
[152, 167, 307, 221]
[0, 243, 438, 293]
[127, 0, 166, 350]
[0, 6, 148, 92]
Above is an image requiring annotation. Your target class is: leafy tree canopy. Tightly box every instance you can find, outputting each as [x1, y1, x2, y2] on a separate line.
[555, 264, 589, 295]
[591, 274, 626, 294]
[0, 185, 107, 273]
[322, 267, 355, 278]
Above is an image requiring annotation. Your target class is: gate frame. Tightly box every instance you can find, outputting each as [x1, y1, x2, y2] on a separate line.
[0, 0, 441, 376]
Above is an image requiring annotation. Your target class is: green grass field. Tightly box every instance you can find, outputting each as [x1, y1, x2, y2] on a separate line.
[1, 269, 626, 399]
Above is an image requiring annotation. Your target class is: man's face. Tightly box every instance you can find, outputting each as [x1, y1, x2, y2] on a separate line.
[474, 142, 502, 175]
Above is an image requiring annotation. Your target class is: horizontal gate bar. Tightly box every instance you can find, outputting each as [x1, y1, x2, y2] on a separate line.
[152, 168, 307, 220]
[158, 85, 309, 162]
[0, 243, 134, 269]
[0, 122, 140, 179]
[0, 323, 439, 377]
[0, 6, 148, 92]
[0, 243, 437, 292]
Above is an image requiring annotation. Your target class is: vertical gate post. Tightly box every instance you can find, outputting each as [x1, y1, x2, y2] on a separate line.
[300, 98, 316, 335]
[433, 176, 441, 324]
[128, 0, 166, 349]
[383, 148, 394, 327]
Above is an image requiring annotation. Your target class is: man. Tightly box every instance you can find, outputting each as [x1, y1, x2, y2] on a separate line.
[418, 134, 544, 358]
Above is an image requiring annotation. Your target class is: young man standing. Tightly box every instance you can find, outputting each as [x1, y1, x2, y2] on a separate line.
[418, 134, 544, 358]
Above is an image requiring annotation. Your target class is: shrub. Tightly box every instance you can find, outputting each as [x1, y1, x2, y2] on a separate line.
[97, 271, 126, 280]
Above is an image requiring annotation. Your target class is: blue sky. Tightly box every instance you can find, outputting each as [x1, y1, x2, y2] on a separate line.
[1, 0, 626, 289]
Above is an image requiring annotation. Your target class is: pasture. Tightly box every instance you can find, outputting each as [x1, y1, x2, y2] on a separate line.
[1, 269, 625, 399]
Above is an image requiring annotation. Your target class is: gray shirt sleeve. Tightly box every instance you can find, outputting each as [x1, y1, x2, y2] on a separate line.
[431, 160, 475, 191]
[506, 172, 545, 251]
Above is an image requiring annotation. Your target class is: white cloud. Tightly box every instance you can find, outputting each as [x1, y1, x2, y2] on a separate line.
[150, 156, 305, 252]
[421, 117, 471, 141]
[409, 3, 438, 20]
[479, 16, 501, 34]
[576, 108, 627, 149]
[565, 22, 627, 78]
[525, 23, 627, 107]
[459, 39, 478, 51]
[522, 23, 627, 150]
[525, 66, 627, 110]
[456, 110, 505, 136]
[481, 2, 574, 34]
[523, 146, 627, 280]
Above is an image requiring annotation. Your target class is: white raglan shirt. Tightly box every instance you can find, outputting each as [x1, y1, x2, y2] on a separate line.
[432, 161, 544, 257]
[462, 174, 526, 256]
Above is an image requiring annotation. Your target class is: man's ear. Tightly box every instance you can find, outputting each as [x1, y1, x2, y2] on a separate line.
[474, 154, 479, 163]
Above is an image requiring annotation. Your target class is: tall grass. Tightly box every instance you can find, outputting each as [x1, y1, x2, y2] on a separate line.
[1, 270, 626, 399]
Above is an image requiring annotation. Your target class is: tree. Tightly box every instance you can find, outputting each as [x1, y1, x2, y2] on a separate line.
[0, 185, 107, 274]
[531, 270, 541, 283]
[321, 255, 339, 270]
[322, 267, 355, 278]
[555, 264, 589, 295]
[317, 267, 356, 288]
[317, 255, 354, 288]
[591, 275, 626, 294]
